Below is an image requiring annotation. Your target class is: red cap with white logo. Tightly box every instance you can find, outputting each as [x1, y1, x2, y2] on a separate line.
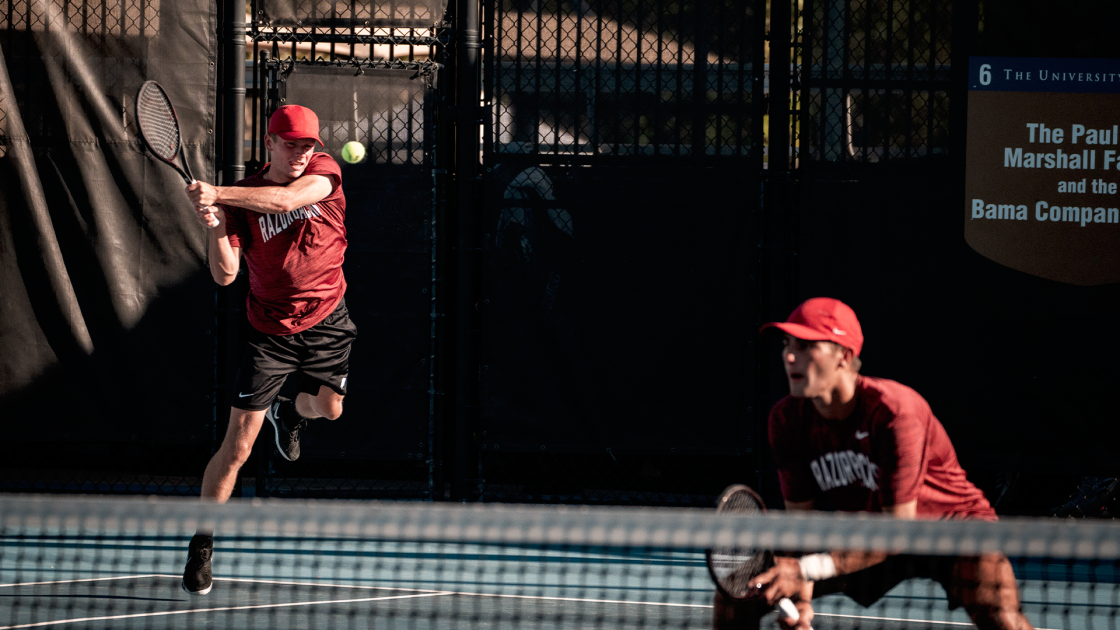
[267, 105, 324, 146]
[760, 297, 864, 356]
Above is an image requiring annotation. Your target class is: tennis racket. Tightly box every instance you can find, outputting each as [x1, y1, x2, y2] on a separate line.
[135, 80, 217, 228]
[706, 484, 802, 625]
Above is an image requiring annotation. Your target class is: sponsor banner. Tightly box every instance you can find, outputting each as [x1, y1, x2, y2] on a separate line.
[966, 57, 1120, 285]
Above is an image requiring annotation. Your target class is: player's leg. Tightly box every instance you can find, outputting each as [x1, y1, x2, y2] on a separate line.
[265, 298, 356, 458]
[184, 407, 270, 595]
[200, 406, 268, 500]
[712, 590, 769, 630]
[207, 324, 296, 494]
[296, 384, 345, 420]
[951, 553, 1035, 630]
[184, 328, 294, 595]
[231, 326, 304, 462]
[278, 380, 344, 456]
[292, 297, 357, 421]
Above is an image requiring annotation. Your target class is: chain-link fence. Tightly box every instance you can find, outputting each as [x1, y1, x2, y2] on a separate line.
[796, 0, 952, 164]
[2, 0, 172, 154]
[487, 0, 762, 163]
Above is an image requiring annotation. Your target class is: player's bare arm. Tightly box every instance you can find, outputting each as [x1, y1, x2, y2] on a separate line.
[192, 205, 240, 285]
[186, 174, 335, 215]
[207, 229, 240, 286]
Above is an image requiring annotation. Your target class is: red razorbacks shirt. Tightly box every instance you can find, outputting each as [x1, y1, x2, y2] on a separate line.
[769, 376, 996, 520]
[222, 152, 347, 335]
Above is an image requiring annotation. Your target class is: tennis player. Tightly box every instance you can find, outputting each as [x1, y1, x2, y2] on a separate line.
[180, 105, 356, 595]
[714, 297, 1034, 630]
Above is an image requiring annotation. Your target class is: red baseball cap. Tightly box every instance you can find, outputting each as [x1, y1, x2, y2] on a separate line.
[760, 297, 864, 356]
[268, 105, 323, 146]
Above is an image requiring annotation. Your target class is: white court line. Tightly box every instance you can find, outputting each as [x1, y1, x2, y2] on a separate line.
[207, 576, 444, 593]
[815, 612, 1061, 630]
[0, 575, 166, 589]
[197, 577, 710, 609]
[0, 591, 452, 630]
[0, 574, 440, 594]
[202, 577, 711, 609]
[444, 589, 710, 608]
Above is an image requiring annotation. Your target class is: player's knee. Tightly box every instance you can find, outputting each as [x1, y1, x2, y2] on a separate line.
[964, 604, 1029, 630]
[221, 409, 262, 462]
[712, 591, 733, 629]
[312, 386, 345, 420]
[218, 435, 254, 466]
[712, 591, 767, 630]
[233, 438, 255, 464]
[322, 399, 343, 420]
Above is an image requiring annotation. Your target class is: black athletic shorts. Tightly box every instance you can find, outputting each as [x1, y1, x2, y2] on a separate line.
[232, 298, 358, 411]
[812, 554, 974, 610]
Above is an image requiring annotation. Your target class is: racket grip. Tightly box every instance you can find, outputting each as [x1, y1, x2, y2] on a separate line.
[198, 204, 219, 229]
[189, 180, 219, 229]
[777, 598, 798, 621]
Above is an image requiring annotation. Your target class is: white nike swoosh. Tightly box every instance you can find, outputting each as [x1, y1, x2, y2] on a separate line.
[855, 431, 869, 439]
[238, 392, 253, 398]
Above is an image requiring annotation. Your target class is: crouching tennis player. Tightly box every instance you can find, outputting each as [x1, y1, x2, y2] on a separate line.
[714, 298, 1034, 630]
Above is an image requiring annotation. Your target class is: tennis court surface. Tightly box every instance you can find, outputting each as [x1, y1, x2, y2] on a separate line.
[1, 496, 1117, 629]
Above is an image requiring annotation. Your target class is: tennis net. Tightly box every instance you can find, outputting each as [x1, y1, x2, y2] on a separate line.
[1, 495, 1117, 629]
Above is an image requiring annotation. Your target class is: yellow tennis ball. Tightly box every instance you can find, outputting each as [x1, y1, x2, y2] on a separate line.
[341, 141, 365, 164]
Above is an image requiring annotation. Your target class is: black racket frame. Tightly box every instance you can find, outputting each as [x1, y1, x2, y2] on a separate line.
[135, 80, 195, 185]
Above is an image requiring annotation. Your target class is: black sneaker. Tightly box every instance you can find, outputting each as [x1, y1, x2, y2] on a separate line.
[266, 398, 308, 462]
[182, 534, 213, 595]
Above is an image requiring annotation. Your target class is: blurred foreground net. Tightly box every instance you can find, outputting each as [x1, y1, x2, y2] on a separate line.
[0, 495, 1117, 629]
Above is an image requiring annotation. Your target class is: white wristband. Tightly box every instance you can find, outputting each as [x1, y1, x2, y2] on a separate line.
[798, 553, 838, 581]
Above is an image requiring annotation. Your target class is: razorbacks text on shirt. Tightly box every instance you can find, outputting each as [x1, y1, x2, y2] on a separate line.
[809, 450, 880, 492]
[259, 204, 322, 242]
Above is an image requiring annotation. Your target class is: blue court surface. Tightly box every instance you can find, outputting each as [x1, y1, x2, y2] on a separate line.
[0, 530, 1111, 629]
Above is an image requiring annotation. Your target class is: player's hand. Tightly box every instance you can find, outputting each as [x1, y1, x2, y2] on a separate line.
[187, 180, 220, 208]
[195, 205, 222, 228]
[754, 556, 806, 605]
[778, 599, 814, 630]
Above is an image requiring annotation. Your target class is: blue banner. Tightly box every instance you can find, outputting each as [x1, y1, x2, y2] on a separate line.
[969, 57, 1120, 94]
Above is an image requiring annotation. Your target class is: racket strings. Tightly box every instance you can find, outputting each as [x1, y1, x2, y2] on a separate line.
[137, 83, 181, 160]
[710, 486, 773, 598]
[721, 492, 764, 514]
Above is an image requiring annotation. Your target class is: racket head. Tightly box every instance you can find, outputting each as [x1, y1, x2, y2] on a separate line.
[135, 80, 193, 183]
[706, 484, 775, 600]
